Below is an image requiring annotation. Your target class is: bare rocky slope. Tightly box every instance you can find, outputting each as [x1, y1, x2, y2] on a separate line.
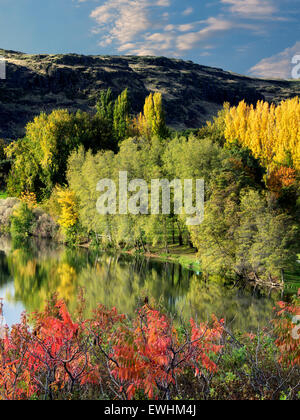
[0, 48, 300, 140]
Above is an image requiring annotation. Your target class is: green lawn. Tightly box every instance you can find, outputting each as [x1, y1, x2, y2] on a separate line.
[0, 191, 8, 199]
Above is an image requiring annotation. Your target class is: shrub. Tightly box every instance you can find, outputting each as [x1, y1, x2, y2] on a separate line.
[0, 198, 19, 233]
[10, 202, 34, 239]
[273, 289, 300, 367]
[0, 298, 224, 400]
[0, 295, 299, 400]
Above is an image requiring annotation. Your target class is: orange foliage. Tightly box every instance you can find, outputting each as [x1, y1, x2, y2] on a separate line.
[0, 299, 224, 400]
[267, 166, 297, 194]
[20, 191, 37, 209]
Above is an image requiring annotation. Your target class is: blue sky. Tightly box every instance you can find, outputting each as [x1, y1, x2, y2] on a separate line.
[0, 0, 299, 78]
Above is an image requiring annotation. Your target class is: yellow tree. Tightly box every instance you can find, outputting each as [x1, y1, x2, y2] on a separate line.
[224, 97, 300, 173]
[56, 187, 78, 230]
[134, 93, 168, 139]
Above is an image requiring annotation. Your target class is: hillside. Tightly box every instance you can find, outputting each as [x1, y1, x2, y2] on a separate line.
[0, 49, 300, 140]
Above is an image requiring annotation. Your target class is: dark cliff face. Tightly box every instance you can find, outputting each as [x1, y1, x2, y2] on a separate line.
[0, 49, 300, 140]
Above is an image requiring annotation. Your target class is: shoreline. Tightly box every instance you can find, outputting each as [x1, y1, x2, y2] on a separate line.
[121, 246, 202, 273]
[1, 229, 299, 291]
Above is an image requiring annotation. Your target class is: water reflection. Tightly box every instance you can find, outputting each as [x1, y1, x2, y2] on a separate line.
[0, 237, 283, 332]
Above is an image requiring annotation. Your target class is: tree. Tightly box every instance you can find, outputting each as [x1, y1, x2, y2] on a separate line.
[0, 139, 11, 190]
[96, 88, 131, 146]
[113, 88, 130, 143]
[134, 93, 168, 139]
[267, 166, 297, 196]
[189, 172, 241, 277]
[56, 187, 79, 231]
[235, 189, 298, 282]
[5, 109, 119, 199]
[224, 97, 300, 173]
[198, 103, 230, 146]
[96, 88, 114, 125]
[163, 135, 226, 184]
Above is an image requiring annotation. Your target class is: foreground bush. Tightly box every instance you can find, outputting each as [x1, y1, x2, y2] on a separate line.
[0, 295, 299, 400]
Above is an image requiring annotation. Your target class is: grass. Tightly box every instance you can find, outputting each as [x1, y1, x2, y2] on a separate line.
[132, 246, 300, 288]
[0, 191, 8, 199]
[144, 245, 201, 272]
[285, 255, 300, 295]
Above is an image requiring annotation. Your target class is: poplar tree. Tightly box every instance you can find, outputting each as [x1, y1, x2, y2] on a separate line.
[113, 88, 130, 143]
[136, 93, 168, 139]
[224, 97, 300, 173]
[96, 88, 114, 126]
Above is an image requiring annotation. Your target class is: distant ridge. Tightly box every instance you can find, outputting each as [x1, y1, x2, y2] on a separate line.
[0, 49, 299, 140]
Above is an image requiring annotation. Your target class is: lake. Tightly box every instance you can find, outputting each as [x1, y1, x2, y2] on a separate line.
[0, 236, 284, 332]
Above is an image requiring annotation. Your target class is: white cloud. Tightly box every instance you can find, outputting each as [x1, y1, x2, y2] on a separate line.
[176, 18, 233, 51]
[176, 17, 259, 51]
[156, 0, 171, 5]
[221, 0, 277, 18]
[183, 7, 194, 16]
[89, 0, 192, 55]
[178, 23, 196, 32]
[90, 0, 161, 44]
[248, 41, 300, 79]
[83, 0, 279, 57]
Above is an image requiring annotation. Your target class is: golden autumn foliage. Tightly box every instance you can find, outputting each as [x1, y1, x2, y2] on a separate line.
[133, 93, 168, 139]
[224, 97, 300, 173]
[20, 192, 37, 209]
[56, 188, 78, 230]
[56, 263, 76, 303]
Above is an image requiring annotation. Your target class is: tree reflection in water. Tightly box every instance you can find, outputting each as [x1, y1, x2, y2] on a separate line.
[0, 237, 282, 332]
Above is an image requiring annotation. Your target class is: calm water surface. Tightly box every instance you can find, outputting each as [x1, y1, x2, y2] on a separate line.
[0, 237, 283, 332]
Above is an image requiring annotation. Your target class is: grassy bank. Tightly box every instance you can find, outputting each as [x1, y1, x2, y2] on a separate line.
[124, 245, 300, 291]
[146, 245, 201, 272]
[123, 245, 201, 272]
[121, 245, 198, 272]
[285, 255, 300, 294]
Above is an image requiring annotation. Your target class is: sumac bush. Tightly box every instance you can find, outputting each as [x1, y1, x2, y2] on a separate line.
[0, 295, 299, 400]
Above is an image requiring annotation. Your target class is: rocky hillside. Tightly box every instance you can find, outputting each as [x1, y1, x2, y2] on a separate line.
[0, 49, 300, 140]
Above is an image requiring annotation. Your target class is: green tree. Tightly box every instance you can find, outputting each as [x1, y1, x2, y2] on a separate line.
[96, 88, 114, 125]
[163, 135, 226, 184]
[113, 88, 130, 143]
[6, 109, 119, 199]
[197, 103, 229, 146]
[0, 139, 10, 190]
[235, 190, 298, 282]
[189, 172, 241, 277]
[96, 88, 131, 146]
[10, 202, 35, 239]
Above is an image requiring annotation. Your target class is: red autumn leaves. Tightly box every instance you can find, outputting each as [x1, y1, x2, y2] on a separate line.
[0, 299, 224, 400]
[0, 294, 298, 400]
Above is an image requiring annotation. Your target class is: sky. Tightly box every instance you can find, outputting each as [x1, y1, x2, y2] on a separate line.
[0, 0, 299, 79]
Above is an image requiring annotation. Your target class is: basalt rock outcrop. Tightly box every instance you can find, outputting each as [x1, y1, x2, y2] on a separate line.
[0, 49, 299, 140]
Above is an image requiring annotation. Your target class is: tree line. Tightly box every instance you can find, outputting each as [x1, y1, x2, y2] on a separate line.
[0, 92, 299, 283]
